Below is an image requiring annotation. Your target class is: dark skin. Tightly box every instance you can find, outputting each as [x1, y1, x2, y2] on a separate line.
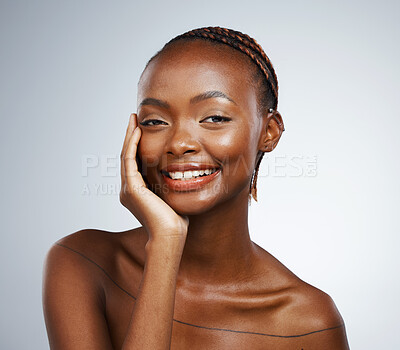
[42, 40, 350, 349]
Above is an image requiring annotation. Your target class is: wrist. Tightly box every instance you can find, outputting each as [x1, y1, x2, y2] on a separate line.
[145, 234, 186, 256]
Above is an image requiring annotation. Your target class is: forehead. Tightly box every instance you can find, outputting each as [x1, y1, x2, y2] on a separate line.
[137, 40, 257, 112]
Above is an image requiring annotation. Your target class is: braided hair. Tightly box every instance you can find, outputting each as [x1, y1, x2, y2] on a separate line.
[141, 26, 284, 201]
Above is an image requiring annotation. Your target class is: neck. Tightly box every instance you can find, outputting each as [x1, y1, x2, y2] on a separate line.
[177, 189, 257, 285]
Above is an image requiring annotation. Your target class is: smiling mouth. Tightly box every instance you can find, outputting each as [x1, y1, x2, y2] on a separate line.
[161, 168, 219, 181]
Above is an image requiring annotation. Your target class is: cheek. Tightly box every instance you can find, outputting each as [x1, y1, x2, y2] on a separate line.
[203, 126, 256, 180]
[137, 132, 164, 174]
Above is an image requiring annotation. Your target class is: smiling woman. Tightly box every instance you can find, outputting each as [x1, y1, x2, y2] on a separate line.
[42, 26, 350, 349]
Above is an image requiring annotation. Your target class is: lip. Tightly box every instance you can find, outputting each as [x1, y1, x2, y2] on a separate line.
[161, 168, 221, 191]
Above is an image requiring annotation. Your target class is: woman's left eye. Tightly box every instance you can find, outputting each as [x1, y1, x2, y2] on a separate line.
[201, 115, 231, 123]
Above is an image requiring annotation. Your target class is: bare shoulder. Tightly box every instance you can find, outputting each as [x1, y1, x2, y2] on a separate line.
[250, 245, 350, 348]
[42, 229, 114, 307]
[48, 226, 147, 269]
[264, 259, 345, 332]
[43, 227, 148, 306]
[42, 229, 120, 349]
[52, 227, 143, 254]
[272, 273, 349, 348]
[280, 282, 350, 349]
[285, 281, 345, 330]
[42, 227, 147, 349]
[253, 244, 345, 331]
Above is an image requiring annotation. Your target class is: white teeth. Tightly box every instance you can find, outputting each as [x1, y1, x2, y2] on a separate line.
[167, 168, 217, 180]
[172, 171, 183, 179]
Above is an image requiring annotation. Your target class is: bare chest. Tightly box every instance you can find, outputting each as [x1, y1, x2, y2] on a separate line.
[102, 273, 300, 350]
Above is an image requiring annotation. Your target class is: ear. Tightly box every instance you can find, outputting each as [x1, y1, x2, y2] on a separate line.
[258, 110, 284, 153]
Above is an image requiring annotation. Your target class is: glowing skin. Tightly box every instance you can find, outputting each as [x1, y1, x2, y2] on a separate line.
[136, 41, 270, 216]
[42, 39, 349, 350]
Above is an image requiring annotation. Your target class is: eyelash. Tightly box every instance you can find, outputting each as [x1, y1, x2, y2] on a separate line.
[202, 115, 231, 123]
[139, 119, 167, 126]
[139, 115, 231, 126]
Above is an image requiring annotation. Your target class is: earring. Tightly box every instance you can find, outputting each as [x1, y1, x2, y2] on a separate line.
[269, 108, 285, 132]
[251, 156, 263, 202]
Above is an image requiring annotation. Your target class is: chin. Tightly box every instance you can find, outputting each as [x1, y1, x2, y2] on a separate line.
[159, 190, 223, 216]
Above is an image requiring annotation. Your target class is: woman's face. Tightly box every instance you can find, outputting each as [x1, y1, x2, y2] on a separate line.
[136, 40, 268, 215]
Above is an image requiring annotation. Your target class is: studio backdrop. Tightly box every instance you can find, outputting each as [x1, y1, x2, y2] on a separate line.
[0, 0, 399, 349]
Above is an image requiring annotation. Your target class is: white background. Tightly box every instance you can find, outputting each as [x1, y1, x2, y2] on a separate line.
[1, 0, 399, 348]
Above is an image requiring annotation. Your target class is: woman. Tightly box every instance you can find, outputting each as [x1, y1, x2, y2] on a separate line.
[43, 26, 350, 349]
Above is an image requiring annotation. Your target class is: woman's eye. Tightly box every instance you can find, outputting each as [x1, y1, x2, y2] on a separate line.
[139, 119, 168, 126]
[201, 115, 231, 123]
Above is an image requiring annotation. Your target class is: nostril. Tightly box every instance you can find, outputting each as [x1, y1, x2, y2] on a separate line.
[166, 133, 200, 156]
[167, 149, 197, 156]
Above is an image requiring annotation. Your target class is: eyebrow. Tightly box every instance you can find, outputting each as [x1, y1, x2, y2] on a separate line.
[138, 90, 237, 109]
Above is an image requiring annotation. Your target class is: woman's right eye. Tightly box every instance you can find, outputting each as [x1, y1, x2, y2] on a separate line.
[139, 119, 168, 126]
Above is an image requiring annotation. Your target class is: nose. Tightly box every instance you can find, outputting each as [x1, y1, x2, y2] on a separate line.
[166, 121, 200, 156]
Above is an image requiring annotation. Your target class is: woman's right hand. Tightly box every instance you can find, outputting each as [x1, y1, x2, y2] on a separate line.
[120, 113, 189, 244]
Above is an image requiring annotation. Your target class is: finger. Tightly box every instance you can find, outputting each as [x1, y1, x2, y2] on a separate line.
[124, 126, 142, 178]
[121, 113, 139, 180]
[120, 114, 133, 163]
[120, 116, 131, 182]
[121, 113, 137, 159]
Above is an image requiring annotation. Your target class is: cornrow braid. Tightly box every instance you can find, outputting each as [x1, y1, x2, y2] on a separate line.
[144, 26, 283, 201]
